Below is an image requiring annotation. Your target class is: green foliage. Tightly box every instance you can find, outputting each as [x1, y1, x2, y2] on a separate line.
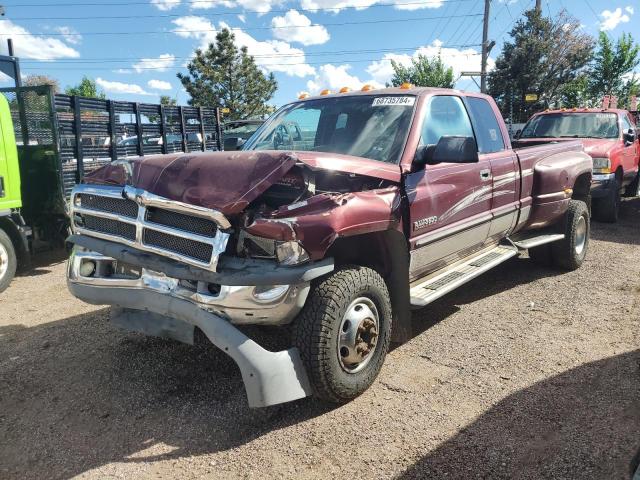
[388, 54, 455, 88]
[488, 9, 593, 122]
[159, 95, 177, 106]
[587, 32, 639, 108]
[23, 75, 61, 94]
[177, 28, 277, 119]
[65, 77, 106, 99]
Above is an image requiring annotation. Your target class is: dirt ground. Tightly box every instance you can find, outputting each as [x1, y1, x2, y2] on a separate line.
[1, 199, 639, 480]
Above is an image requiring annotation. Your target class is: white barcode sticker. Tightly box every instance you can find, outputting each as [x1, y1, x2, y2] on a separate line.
[372, 96, 415, 107]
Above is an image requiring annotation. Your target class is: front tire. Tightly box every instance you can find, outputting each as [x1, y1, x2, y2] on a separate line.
[550, 199, 590, 271]
[292, 266, 392, 403]
[0, 229, 17, 294]
[593, 177, 621, 222]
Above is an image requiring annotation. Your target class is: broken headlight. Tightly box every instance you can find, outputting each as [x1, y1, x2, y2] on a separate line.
[240, 232, 309, 265]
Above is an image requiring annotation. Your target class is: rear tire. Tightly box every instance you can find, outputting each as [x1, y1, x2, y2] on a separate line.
[0, 229, 17, 294]
[593, 177, 621, 222]
[292, 266, 392, 403]
[550, 199, 590, 271]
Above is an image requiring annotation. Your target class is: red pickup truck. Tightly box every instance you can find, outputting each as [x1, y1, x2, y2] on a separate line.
[516, 108, 640, 222]
[66, 87, 592, 407]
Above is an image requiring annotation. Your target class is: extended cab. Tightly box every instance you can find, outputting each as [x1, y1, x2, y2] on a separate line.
[516, 108, 640, 222]
[66, 88, 592, 407]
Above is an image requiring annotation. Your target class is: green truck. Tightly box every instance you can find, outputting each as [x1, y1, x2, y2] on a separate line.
[0, 93, 30, 291]
[0, 77, 223, 293]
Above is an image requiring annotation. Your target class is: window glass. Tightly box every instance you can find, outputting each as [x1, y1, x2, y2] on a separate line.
[466, 97, 505, 153]
[420, 96, 475, 147]
[245, 95, 415, 164]
[520, 113, 619, 139]
[622, 115, 632, 133]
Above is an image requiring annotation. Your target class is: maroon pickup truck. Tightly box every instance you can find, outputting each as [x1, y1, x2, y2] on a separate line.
[66, 87, 592, 407]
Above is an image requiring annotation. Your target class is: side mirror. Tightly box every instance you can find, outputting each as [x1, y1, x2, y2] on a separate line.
[624, 128, 636, 145]
[426, 136, 479, 165]
[514, 129, 522, 140]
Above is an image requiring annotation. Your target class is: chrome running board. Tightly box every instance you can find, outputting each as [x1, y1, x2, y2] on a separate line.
[508, 233, 565, 250]
[409, 245, 518, 307]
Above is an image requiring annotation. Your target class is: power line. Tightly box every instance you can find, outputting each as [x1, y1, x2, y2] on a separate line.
[22, 52, 486, 71]
[3, 13, 483, 36]
[9, 0, 476, 18]
[18, 43, 482, 64]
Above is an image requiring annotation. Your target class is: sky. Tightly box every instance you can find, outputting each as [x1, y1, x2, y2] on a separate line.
[0, 0, 638, 109]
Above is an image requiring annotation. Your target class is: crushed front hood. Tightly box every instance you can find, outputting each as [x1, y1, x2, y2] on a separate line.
[84, 151, 298, 215]
[84, 149, 401, 214]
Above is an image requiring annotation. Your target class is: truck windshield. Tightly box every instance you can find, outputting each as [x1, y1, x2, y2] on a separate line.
[520, 112, 619, 139]
[243, 95, 416, 164]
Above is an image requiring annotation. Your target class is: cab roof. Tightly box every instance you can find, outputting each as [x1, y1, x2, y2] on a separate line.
[535, 108, 630, 116]
[292, 86, 491, 103]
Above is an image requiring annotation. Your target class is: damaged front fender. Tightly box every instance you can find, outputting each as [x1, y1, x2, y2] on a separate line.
[245, 186, 403, 260]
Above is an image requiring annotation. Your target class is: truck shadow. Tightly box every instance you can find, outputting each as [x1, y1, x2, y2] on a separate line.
[17, 248, 68, 277]
[0, 312, 333, 480]
[397, 349, 640, 479]
[590, 197, 640, 246]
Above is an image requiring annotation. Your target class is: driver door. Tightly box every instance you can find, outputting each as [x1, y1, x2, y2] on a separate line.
[406, 95, 492, 281]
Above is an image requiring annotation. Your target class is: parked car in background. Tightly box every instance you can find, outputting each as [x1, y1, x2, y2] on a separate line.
[516, 108, 640, 222]
[223, 119, 264, 151]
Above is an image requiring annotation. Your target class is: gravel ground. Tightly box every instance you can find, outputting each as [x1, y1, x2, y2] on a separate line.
[1, 198, 639, 480]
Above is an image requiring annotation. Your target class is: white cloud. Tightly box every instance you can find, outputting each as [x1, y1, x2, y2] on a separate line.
[600, 7, 632, 31]
[96, 78, 152, 96]
[625, 6, 634, 14]
[306, 64, 382, 93]
[0, 71, 12, 84]
[189, 0, 281, 14]
[172, 17, 315, 77]
[151, 0, 181, 11]
[0, 20, 79, 60]
[271, 10, 330, 46]
[54, 26, 82, 45]
[148, 79, 172, 90]
[223, 22, 315, 77]
[365, 40, 492, 86]
[113, 68, 133, 74]
[132, 54, 176, 73]
[237, 14, 246, 23]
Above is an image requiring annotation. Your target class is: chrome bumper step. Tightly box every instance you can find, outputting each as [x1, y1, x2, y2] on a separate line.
[410, 245, 518, 307]
[508, 233, 565, 250]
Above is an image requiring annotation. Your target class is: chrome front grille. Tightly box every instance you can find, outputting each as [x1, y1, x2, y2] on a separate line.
[71, 184, 231, 271]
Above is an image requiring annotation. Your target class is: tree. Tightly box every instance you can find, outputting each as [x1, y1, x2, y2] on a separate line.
[23, 75, 60, 93]
[388, 54, 454, 88]
[159, 95, 177, 106]
[488, 9, 593, 122]
[177, 28, 277, 119]
[65, 77, 105, 99]
[587, 32, 640, 108]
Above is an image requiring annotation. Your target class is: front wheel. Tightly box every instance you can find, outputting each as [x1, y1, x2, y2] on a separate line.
[593, 177, 621, 222]
[292, 266, 392, 403]
[550, 199, 590, 271]
[0, 229, 17, 293]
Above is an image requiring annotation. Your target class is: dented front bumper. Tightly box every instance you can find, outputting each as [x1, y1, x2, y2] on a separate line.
[66, 240, 334, 407]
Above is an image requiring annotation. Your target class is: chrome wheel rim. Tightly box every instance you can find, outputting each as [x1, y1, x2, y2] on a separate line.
[0, 242, 8, 281]
[575, 216, 587, 256]
[337, 297, 380, 373]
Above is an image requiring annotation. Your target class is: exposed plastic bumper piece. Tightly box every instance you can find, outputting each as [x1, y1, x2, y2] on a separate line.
[68, 281, 313, 408]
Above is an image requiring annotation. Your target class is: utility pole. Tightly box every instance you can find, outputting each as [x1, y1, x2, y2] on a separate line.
[535, 0, 542, 12]
[480, 0, 491, 93]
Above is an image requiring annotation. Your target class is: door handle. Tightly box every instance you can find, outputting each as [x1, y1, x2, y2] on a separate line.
[480, 169, 492, 181]
[0, 176, 4, 197]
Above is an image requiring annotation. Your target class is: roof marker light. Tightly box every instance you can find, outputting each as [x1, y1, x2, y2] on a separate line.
[361, 84, 374, 91]
[298, 92, 310, 100]
[400, 82, 413, 89]
[339, 86, 351, 93]
[320, 89, 332, 96]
